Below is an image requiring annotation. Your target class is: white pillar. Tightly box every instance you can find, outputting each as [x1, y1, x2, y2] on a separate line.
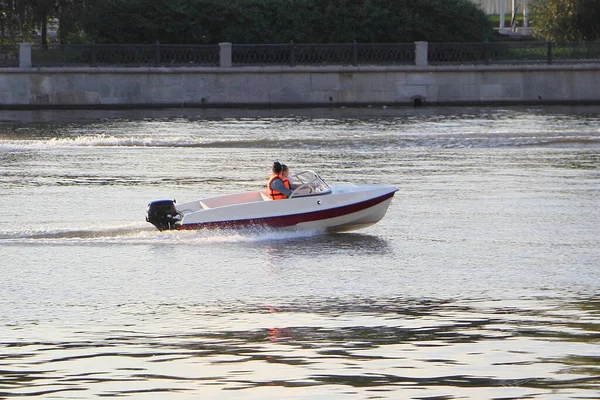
[219, 42, 232, 68]
[511, 0, 517, 30]
[19, 43, 32, 68]
[415, 41, 428, 67]
[523, 0, 529, 28]
[499, 0, 506, 28]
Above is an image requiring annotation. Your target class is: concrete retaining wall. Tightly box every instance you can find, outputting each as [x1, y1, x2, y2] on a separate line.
[1, 64, 599, 108]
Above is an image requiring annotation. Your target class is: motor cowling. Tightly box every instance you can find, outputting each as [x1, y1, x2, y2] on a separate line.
[146, 199, 180, 231]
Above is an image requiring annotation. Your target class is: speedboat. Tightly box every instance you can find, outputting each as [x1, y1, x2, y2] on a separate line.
[146, 171, 397, 232]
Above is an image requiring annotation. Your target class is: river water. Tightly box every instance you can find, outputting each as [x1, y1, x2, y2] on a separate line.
[0, 106, 599, 399]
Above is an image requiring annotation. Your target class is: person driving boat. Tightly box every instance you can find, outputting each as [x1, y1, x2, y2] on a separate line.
[267, 161, 292, 199]
[281, 164, 300, 191]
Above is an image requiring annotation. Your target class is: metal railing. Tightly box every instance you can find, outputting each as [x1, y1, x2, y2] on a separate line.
[232, 44, 291, 65]
[13, 41, 600, 68]
[553, 42, 600, 63]
[0, 44, 19, 67]
[429, 41, 600, 65]
[232, 42, 415, 66]
[31, 43, 220, 67]
[356, 43, 415, 65]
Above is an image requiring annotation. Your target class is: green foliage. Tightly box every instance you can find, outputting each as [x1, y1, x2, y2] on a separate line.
[530, 0, 600, 41]
[0, 0, 88, 44]
[0, 0, 37, 42]
[83, 0, 493, 44]
[55, 0, 87, 44]
[2, 0, 493, 44]
[488, 14, 524, 26]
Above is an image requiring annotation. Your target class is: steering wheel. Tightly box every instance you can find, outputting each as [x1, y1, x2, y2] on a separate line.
[290, 181, 315, 198]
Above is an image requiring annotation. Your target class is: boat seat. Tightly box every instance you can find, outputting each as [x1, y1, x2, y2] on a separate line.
[260, 191, 273, 201]
[199, 201, 210, 210]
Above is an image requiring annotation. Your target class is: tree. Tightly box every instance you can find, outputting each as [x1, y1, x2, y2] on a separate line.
[529, 0, 600, 41]
[0, 0, 36, 43]
[54, 0, 87, 44]
[1, 0, 88, 44]
[81, 0, 493, 44]
[28, 0, 54, 46]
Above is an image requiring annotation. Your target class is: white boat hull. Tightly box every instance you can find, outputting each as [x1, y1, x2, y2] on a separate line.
[146, 171, 398, 233]
[174, 184, 397, 232]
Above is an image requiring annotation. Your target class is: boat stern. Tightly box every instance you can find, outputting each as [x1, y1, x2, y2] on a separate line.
[146, 199, 181, 231]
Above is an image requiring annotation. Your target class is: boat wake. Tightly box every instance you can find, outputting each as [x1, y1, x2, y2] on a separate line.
[0, 224, 325, 245]
[2, 132, 600, 151]
[0, 225, 152, 242]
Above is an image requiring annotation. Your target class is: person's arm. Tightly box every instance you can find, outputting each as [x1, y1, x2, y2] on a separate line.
[271, 178, 293, 197]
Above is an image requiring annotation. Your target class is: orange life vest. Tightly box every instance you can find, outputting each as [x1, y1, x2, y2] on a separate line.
[267, 174, 291, 200]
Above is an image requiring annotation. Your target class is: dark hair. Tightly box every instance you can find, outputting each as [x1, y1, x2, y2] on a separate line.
[281, 164, 288, 172]
[272, 161, 282, 174]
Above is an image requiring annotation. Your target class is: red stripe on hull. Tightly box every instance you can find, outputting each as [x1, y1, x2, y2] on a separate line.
[178, 191, 395, 230]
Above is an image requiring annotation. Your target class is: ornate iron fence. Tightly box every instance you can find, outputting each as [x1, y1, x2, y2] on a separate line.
[158, 44, 219, 66]
[357, 43, 414, 65]
[553, 42, 600, 63]
[233, 42, 415, 66]
[32, 44, 93, 66]
[489, 42, 549, 64]
[429, 42, 600, 65]
[13, 41, 600, 67]
[0, 45, 19, 67]
[232, 44, 291, 65]
[31, 43, 219, 67]
[294, 43, 354, 65]
[428, 43, 487, 65]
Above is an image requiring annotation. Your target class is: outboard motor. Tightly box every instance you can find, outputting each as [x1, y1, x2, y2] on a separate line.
[146, 199, 180, 231]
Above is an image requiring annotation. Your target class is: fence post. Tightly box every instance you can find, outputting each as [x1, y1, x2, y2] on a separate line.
[219, 42, 232, 67]
[484, 40, 490, 65]
[289, 40, 295, 67]
[415, 41, 428, 66]
[155, 41, 161, 66]
[19, 43, 32, 68]
[547, 41, 553, 64]
[91, 42, 97, 67]
[352, 40, 358, 66]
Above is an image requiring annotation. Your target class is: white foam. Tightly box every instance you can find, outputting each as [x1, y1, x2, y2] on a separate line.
[3, 129, 600, 152]
[1, 134, 201, 150]
[0, 224, 325, 246]
[45, 134, 191, 148]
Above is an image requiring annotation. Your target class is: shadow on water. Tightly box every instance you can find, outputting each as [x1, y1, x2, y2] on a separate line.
[2, 104, 600, 123]
[250, 232, 392, 258]
[1, 296, 598, 397]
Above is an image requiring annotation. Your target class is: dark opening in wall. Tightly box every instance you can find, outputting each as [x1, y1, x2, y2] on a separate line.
[412, 96, 425, 107]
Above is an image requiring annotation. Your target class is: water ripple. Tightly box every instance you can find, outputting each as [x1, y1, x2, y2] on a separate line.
[1, 297, 598, 398]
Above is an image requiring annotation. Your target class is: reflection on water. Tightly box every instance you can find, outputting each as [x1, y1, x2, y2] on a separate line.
[1, 106, 599, 399]
[258, 232, 392, 260]
[1, 297, 598, 398]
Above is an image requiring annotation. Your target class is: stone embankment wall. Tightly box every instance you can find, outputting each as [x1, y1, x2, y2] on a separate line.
[1, 64, 599, 108]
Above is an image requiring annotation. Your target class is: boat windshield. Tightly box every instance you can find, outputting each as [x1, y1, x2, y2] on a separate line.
[289, 170, 332, 198]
